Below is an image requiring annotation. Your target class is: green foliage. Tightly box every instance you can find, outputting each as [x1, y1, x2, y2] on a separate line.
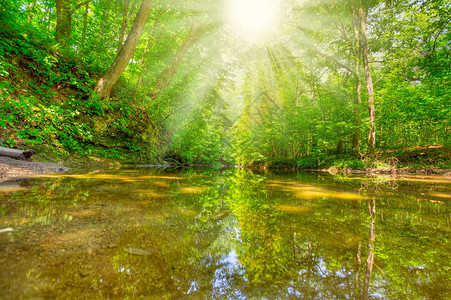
[0, 0, 449, 168]
[332, 159, 366, 169]
[0, 13, 161, 162]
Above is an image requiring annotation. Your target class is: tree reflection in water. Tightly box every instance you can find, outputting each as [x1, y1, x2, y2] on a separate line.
[0, 168, 449, 298]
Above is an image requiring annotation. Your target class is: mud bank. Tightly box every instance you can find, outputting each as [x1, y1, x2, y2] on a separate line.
[0, 156, 67, 182]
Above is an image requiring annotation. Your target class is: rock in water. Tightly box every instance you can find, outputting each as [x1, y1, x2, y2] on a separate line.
[123, 247, 150, 256]
[0, 228, 13, 233]
[79, 269, 93, 277]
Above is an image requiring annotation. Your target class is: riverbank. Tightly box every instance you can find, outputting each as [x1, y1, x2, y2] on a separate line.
[0, 156, 67, 182]
[1, 144, 450, 183]
[312, 166, 451, 176]
[0, 153, 127, 182]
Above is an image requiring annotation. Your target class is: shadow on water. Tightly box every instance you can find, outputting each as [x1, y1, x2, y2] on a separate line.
[0, 168, 450, 299]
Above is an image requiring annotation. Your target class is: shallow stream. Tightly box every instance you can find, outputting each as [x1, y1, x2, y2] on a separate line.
[0, 167, 450, 299]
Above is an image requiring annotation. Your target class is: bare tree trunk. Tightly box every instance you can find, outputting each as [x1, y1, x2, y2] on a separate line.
[150, 18, 210, 97]
[0, 147, 36, 160]
[55, 0, 72, 43]
[359, 7, 376, 152]
[351, 1, 362, 153]
[363, 197, 376, 300]
[352, 67, 362, 152]
[95, 0, 153, 99]
[118, 0, 130, 50]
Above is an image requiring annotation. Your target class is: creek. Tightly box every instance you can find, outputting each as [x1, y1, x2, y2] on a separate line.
[0, 167, 450, 299]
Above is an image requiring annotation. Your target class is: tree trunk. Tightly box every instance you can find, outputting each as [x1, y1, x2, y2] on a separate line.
[359, 7, 376, 152]
[352, 69, 362, 152]
[95, 0, 153, 99]
[0, 147, 36, 161]
[351, 1, 362, 154]
[118, 0, 130, 50]
[55, 0, 72, 43]
[150, 18, 210, 97]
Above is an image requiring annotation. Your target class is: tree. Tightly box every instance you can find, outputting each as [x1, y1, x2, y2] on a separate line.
[358, 6, 376, 152]
[80, 0, 89, 50]
[118, 0, 130, 50]
[55, 0, 91, 43]
[350, 0, 362, 153]
[55, 0, 71, 42]
[95, 0, 153, 99]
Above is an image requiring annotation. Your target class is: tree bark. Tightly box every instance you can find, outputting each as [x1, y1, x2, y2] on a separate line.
[0, 147, 36, 161]
[55, 0, 72, 43]
[351, 0, 362, 153]
[359, 7, 376, 152]
[95, 0, 153, 99]
[118, 0, 130, 50]
[149, 18, 210, 98]
[352, 62, 362, 153]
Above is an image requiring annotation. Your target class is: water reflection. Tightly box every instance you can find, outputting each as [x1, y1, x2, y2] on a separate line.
[0, 168, 450, 299]
[0, 180, 27, 193]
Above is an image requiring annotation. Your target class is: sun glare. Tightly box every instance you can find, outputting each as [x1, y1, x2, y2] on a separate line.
[226, 0, 280, 41]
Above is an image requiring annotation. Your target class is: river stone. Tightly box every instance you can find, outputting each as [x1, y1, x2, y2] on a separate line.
[123, 247, 151, 256]
[80, 269, 93, 277]
[0, 228, 13, 233]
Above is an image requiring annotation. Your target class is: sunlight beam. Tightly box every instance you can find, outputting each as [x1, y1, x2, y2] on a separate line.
[226, 0, 281, 41]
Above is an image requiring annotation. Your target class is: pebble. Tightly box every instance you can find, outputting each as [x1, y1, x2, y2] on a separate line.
[79, 269, 93, 277]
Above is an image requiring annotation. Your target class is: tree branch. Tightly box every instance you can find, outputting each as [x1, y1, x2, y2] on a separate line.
[72, 0, 91, 14]
[373, 75, 383, 86]
[294, 24, 357, 77]
[426, 18, 450, 58]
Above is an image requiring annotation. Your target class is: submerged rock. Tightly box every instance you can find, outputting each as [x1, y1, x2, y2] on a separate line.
[79, 269, 93, 277]
[123, 247, 150, 256]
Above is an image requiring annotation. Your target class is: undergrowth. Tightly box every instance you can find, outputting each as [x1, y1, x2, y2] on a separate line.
[0, 18, 161, 163]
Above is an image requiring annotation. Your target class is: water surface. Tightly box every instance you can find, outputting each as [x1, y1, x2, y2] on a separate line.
[0, 168, 450, 299]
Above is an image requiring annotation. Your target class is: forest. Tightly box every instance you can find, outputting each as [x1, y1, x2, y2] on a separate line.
[0, 0, 450, 169]
[1, 1, 450, 298]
